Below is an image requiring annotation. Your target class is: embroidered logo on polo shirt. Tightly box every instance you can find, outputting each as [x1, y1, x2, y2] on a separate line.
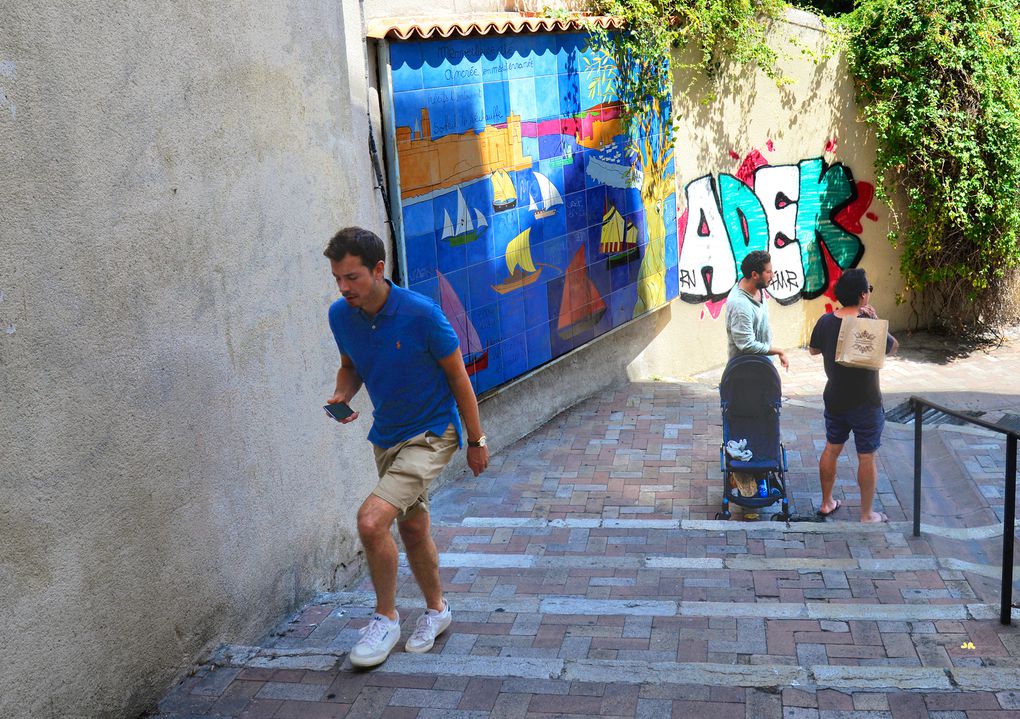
[396, 341, 401, 350]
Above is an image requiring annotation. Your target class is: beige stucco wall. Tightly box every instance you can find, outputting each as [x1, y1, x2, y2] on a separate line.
[631, 9, 909, 381]
[0, 3, 387, 718]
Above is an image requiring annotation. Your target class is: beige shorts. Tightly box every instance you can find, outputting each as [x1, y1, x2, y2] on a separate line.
[372, 423, 458, 521]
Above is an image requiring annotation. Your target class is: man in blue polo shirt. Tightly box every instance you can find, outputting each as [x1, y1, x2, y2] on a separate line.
[324, 227, 489, 668]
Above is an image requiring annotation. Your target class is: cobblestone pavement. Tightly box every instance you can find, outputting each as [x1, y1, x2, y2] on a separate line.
[152, 332, 1020, 718]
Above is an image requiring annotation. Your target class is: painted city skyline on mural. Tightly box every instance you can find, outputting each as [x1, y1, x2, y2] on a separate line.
[387, 33, 679, 395]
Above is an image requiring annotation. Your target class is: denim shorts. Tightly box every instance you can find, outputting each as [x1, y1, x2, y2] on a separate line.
[824, 404, 885, 454]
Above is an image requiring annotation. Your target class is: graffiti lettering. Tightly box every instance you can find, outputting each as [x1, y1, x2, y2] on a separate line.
[678, 156, 870, 305]
[769, 269, 801, 292]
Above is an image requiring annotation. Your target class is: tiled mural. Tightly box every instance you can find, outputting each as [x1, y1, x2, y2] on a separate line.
[386, 32, 679, 394]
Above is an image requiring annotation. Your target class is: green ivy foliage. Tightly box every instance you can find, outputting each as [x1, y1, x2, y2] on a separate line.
[836, 0, 1020, 330]
[585, 0, 788, 138]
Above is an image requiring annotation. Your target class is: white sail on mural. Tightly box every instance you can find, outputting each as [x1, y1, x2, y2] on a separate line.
[441, 189, 488, 246]
[528, 172, 564, 219]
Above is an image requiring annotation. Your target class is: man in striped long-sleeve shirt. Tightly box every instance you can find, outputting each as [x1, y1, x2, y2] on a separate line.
[724, 250, 789, 370]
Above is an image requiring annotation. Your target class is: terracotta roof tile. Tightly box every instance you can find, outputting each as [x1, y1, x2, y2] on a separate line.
[366, 13, 622, 41]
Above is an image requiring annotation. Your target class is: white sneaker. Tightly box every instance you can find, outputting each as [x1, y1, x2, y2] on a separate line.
[405, 600, 452, 653]
[349, 613, 401, 668]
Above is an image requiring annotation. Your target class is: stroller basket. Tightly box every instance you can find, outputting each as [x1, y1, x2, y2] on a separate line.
[717, 354, 790, 520]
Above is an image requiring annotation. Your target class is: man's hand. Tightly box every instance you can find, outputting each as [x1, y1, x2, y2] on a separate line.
[858, 304, 878, 319]
[326, 392, 359, 424]
[466, 445, 489, 476]
[777, 351, 789, 371]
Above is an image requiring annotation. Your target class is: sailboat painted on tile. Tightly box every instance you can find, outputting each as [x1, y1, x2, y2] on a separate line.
[549, 145, 574, 168]
[599, 202, 639, 267]
[528, 172, 563, 219]
[490, 169, 517, 212]
[492, 228, 543, 294]
[441, 189, 488, 246]
[557, 245, 607, 340]
[438, 271, 488, 375]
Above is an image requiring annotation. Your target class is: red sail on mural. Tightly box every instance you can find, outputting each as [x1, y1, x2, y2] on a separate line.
[438, 271, 488, 375]
[557, 246, 607, 340]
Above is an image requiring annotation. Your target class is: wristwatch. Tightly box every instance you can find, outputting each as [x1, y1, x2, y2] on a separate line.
[468, 435, 487, 448]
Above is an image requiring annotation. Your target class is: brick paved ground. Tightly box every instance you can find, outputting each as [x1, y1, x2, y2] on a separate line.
[151, 331, 1020, 718]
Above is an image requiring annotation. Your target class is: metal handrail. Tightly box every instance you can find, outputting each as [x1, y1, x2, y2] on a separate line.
[910, 396, 1018, 625]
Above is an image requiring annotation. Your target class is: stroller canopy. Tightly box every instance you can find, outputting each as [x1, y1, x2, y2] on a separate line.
[719, 354, 783, 470]
[720, 354, 782, 416]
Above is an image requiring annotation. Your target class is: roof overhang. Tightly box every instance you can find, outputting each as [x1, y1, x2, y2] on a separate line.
[366, 13, 623, 41]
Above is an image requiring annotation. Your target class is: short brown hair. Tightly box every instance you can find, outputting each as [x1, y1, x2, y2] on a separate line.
[741, 250, 771, 279]
[323, 227, 385, 268]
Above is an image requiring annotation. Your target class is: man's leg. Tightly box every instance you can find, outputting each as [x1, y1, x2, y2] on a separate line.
[398, 509, 444, 612]
[357, 494, 402, 619]
[818, 441, 844, 515]
[856, 451, 885, 522]
[854, 405, 887, 523]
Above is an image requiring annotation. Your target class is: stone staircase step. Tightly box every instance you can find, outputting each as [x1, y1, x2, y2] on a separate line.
[436, 516, 1020, 540]
[321, 591, 1014, 622]
[409, 551, 1013, 577]
[209, 643, 1020, 693]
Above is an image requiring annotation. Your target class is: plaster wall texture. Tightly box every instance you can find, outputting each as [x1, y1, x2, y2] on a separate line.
[0, 3, 388, 718]
[630, 10, 909, 381]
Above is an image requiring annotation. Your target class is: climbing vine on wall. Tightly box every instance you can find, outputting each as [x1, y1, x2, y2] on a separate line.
[834, 0, 1020, 332]
[584, 0, 788, 137]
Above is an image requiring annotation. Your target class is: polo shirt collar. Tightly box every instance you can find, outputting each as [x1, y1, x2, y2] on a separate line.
[359, 279, 400, 321]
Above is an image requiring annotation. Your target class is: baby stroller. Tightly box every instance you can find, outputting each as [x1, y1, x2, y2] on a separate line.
[716, 354, 791, 520]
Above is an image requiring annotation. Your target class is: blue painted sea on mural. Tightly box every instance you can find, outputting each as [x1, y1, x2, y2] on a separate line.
[388, 32, 678, 394]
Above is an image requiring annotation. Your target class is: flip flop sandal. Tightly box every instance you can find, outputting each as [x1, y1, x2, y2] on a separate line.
[816, 499, 842, 517]
[861, 511, 889, 524]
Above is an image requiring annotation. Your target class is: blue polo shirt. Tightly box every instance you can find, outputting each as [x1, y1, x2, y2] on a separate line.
[328, 281, 463, 449]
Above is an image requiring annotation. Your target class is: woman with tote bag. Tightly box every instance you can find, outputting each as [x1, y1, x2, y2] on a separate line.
[808, 269, 899, 523]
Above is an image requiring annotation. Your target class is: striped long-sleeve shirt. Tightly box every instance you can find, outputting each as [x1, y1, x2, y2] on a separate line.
[725, 284, 773, 360]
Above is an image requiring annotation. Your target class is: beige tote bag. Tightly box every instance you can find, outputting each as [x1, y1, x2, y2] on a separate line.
[835, 316, 889, 370]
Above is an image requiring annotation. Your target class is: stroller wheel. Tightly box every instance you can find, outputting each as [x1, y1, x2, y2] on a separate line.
[770, 512, 790, 522]
[715, 511, 732, 520]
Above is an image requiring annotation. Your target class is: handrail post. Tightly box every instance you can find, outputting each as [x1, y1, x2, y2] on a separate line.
[913, 399, 923, 538]
[1002, 434, 1017, 626]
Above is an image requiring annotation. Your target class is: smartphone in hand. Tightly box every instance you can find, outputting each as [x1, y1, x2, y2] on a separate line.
[324, 402, 355, 422]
